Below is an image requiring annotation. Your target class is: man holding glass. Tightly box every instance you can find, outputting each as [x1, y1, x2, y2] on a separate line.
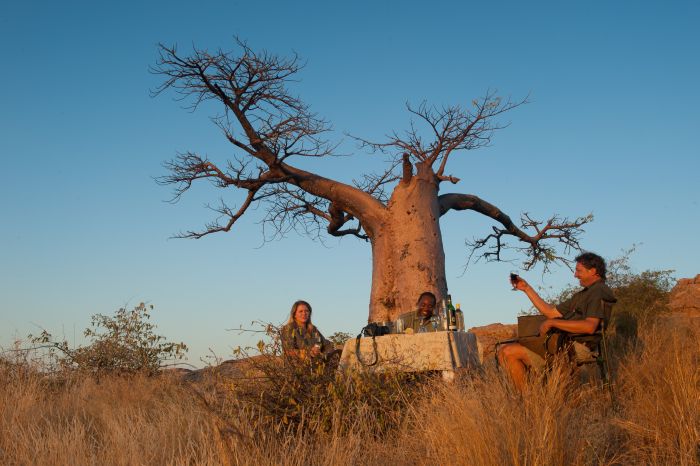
[498, 252, 615, 391]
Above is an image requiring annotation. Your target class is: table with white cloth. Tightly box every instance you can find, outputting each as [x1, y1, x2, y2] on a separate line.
[339, 331, 483, 381]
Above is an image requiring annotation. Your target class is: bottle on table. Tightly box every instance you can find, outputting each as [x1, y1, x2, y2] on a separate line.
[446, 294, 457, 331]
[395, 316, 404, 334]
[455, 303, 465, 332]
[440, 298, 449, 331]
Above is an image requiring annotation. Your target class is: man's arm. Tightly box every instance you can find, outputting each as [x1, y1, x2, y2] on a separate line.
[539, 317, 600, 336]
[514, 277, 563, 319]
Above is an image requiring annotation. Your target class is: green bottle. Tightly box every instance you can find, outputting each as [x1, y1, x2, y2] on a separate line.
[447, 294, 457, 331]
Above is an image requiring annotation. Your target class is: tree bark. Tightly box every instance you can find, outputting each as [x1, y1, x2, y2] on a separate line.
[367, 163, 448, 322]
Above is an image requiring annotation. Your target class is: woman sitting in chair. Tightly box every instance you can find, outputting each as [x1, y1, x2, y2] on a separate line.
[280, 300, 333, 361]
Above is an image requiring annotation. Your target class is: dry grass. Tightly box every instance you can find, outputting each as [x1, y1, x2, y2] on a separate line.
[406, 362, 619, 465]
[1, 324, 698, 466]
[0, 368, 223, 465]
[611, 324, 700, 465]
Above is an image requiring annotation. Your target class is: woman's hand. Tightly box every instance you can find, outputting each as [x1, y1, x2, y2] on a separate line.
[309, 345, 321, 357]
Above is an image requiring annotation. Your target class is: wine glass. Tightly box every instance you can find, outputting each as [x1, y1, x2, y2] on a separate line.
[510, 270, 520, 291]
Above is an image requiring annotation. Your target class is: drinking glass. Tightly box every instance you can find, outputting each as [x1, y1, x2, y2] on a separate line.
[430, 315, 439, 331]
[510, 270, 520, 291]
[396, 317, 404, 334]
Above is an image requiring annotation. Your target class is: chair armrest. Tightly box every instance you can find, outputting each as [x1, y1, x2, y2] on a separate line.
[495, 338, 520, 345]
[562, 332, 602, 344]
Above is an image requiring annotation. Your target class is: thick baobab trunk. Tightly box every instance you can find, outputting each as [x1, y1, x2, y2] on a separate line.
[368, 164, 448, 322]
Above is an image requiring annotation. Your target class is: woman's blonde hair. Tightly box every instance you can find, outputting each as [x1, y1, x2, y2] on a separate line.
[286, 300, 314, 331]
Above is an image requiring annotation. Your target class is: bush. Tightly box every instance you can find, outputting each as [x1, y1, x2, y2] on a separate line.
[327, 331, 352, 347]
[221, 323, 431, 437]
[604, 249, 674, 343]
[30, 302, 187, 375]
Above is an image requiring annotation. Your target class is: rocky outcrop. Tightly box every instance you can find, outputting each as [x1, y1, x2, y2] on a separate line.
[668, 274, 700, 315]
[178, 355, 273, 383]
[665, 274, 700, 329]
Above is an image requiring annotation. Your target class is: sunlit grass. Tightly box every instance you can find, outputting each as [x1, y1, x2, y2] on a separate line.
[2, 322, 698, 466]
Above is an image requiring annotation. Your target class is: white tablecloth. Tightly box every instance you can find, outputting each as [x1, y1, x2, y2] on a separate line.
[339, 331, 482, 373]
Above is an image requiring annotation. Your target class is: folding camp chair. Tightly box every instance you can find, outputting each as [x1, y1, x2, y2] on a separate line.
[496, 299, 616, 389]
[544, 299, 616, 388]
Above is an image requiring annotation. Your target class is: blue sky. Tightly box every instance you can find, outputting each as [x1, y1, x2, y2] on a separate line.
[1, 1, 698, 365]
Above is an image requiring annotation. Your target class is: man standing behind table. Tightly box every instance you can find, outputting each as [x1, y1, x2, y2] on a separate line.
[497, 252, 616, 391]
[396, 292, 439, 333]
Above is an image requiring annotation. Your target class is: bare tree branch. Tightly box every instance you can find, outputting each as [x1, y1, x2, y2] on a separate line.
[438, 193, 592, 271]
[152, 39, 384, 241]
[175, 192, 259, 239]
[400, 152, 412, 185]
[327, 203, 368, 240]
[351, 92, 527, 183]
[351, 159, 402, 203]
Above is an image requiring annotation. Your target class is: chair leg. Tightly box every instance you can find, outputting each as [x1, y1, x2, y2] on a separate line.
[597, 358, 608, 385]
[598, 336, 617, 407]
[599, 335, 611, 385]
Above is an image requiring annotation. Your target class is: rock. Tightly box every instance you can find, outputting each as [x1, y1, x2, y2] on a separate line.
[665, 275, 700, 329]
[668, 274, 700, 314]
[162, 367, 194, 378]
[180, 355, 272, 383]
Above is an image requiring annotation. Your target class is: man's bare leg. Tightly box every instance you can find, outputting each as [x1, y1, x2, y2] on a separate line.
[498, 343, 535, 392]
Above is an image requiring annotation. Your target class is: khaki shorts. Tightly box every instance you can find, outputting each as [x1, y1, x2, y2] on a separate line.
[523, 341, 594, 371]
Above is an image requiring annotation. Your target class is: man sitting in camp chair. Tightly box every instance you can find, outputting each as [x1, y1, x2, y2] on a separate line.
[497, 252, 616, 392]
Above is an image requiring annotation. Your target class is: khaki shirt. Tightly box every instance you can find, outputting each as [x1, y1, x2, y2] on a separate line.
[557, 280, 616, 322]
[280, 322, 330, 354]
[396, 310, 439, 333]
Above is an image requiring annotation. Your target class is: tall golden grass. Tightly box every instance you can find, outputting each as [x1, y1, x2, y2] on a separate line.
[2, 323, 698, 466]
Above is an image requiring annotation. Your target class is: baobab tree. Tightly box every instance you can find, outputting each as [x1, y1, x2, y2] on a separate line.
[153, 39, 590, 323]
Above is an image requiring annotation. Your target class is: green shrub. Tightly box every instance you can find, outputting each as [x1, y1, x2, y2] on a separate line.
[327, 331, 352, 347]
[604, 249, 674, 341]
[30, 303, 187, 375]
[224, 324, 430, 438]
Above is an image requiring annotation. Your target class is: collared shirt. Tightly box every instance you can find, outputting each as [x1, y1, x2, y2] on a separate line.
[396, 310, 439, 333]
[557, 279, 616, 322]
